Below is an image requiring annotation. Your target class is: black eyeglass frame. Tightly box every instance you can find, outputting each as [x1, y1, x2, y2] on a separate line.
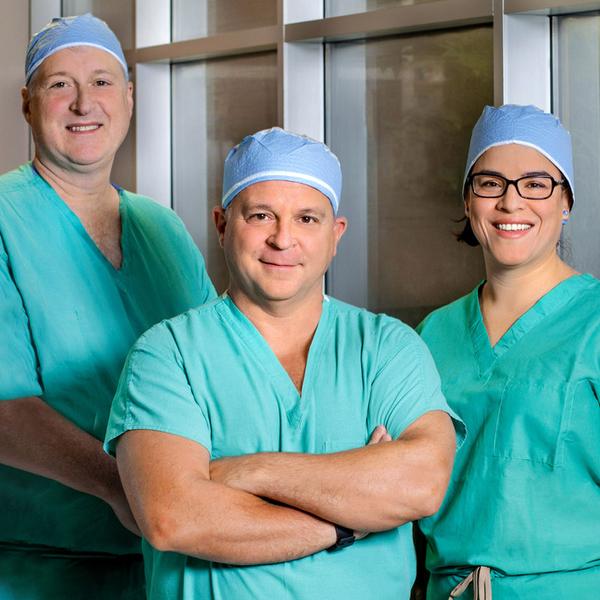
[467, 172, 566, 200]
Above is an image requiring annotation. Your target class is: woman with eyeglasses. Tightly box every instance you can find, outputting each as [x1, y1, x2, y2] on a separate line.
[416, 104, 600, 599]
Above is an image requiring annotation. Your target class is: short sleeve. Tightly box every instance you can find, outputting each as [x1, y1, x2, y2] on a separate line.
[169, 210, 217, 306]
[367, 326, 465, 445]
[188, 233, 217, 306]
[0, 234, 42, 399]
[104, 322, 212, 456]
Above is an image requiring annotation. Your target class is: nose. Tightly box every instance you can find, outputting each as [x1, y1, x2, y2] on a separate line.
[267, 219, 295, 250]
[70, 85, 93, 115]
[496, 181, 524, 212]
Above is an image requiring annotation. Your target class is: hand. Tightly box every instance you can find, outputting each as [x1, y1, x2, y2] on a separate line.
[367, 425, 392, 445]
[350, 426, 390, 540]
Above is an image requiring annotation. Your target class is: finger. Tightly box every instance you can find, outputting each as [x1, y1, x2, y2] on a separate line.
[367, 425, 386, 445]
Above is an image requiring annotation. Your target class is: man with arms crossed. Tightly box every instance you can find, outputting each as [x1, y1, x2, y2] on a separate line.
[0, 14, 214, 599]
[106, 128, 462, 599]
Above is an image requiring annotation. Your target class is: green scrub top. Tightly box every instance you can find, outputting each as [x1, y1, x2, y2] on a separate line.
[417, 274, 600, 599]
[0, 163, 216, 557]
[106, 294, 464, 600]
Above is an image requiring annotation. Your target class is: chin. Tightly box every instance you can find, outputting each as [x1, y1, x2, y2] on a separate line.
[490, 252, 540, 270]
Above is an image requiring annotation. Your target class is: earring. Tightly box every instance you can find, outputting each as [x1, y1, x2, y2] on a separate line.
[561, 209, 569, 225]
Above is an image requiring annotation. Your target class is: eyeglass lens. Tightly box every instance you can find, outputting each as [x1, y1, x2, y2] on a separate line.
[471, 174, 556, 199]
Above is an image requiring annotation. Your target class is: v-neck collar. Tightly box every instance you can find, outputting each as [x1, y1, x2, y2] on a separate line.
[216, 294, 333, 425]
[30, 163, 129, 276]
[469, 274, 594, 375]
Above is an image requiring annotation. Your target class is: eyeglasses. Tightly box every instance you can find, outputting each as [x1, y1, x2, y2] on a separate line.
[468, 172, 565, 200]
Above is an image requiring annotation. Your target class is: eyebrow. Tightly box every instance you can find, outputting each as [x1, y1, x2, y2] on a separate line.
[297, 207, 327, 217]
[242, 203, 274, 212]
[474, 169, 555, 178]
[44, 69, 117, 78]
[242, 203, 328, 217]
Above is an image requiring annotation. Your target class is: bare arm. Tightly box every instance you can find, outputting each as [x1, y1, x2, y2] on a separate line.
[116, 430, 336, 565]
[0, 396, 139, 535]
[210, 411, 456, 532]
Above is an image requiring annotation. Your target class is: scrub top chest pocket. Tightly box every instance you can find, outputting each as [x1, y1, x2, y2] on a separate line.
[492, 379, 575, 468]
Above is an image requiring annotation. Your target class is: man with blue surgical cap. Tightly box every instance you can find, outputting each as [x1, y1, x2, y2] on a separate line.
[105, 127, 464, 600]
[0, 13, 215, 599]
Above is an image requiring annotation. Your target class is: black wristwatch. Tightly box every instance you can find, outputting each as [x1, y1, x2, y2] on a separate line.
[327, 524, 355, 552]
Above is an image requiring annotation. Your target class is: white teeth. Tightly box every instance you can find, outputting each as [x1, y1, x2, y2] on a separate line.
[496, 223, 532, 231]
[69, 125, 99, 132]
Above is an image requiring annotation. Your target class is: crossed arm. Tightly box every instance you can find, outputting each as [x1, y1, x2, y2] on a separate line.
[115, 410, 455, 564]
[210, 411, 456, 531]
[116, 430, 336, 565]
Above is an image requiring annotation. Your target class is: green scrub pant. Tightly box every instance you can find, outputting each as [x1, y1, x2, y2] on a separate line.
[0, 547, 144, 600]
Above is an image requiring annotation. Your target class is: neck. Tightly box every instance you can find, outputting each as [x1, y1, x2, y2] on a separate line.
[33, 156, 116, 212]
[229, 286, 324, 345]
[482, 251, 577, 311]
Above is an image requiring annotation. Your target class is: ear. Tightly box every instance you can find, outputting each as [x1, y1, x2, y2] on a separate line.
[559, 187, 571, 217]
[126, 81, 134, 118]
[213, 206, 228, 248]
[463, 197, 470, 219]
[331, 216, 348, 256]
[21, 87, 32, 126]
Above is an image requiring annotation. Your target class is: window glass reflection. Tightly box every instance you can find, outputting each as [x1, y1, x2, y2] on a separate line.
[172, 52, 278, 292]
[553, 13, 600, 278]
[173, 0, 277, 41]
[326, 0, 440, 18]
[326, 27, 492, 324]
[62, 0, 132, 49]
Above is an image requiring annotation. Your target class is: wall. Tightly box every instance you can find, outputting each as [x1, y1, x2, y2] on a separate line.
[0, 0, 30, 172]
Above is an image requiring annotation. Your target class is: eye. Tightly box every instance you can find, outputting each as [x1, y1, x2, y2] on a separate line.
[479, 178, 502, 188]
[522, 178, 550, 190]
[49, 81, 67, 89]
[299, 215, 318, 224]
[94, 79, 111, 87]
[247, 212, 271, 222]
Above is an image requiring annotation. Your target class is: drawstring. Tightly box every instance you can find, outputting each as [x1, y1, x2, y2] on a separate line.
[448, 566, 492, 600]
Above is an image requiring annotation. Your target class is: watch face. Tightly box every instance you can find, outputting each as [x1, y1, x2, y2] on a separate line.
[337, 534, 355, 549]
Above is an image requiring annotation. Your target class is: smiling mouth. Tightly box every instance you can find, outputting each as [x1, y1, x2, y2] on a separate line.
[259, 259, 298, 268]
[67, 124, 101, 132]
[495, 223, 532, 231]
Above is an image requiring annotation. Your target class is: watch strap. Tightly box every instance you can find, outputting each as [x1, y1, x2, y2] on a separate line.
[327, 524, 355, 552]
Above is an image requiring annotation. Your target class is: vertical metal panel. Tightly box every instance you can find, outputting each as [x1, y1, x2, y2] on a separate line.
[281, 0, 324, 138]
[172, 62, 209, 253]
[31, 0, 61, 33]
[136, 0, 170, 47]
[135, 63, 172, 207]
[503, 15, 551, 109]
[325, 42, 369, 308]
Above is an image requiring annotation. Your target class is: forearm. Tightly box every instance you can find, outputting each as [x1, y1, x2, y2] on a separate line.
[0, 396, 121, 503]
[211, 412, 455, 531]
[145, 481, 336, 564]
[117, 430, 336, 566]
[214, 444, 414, 531]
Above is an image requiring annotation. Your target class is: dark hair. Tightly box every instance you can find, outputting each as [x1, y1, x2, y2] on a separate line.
[455, 177, 480, 246]
[456, 217, 479, 246]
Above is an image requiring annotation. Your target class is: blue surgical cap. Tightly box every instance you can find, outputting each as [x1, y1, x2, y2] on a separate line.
[26, 13, 128, 84]
[222, 128, 342, 213]
[464, 104, 575, 201]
